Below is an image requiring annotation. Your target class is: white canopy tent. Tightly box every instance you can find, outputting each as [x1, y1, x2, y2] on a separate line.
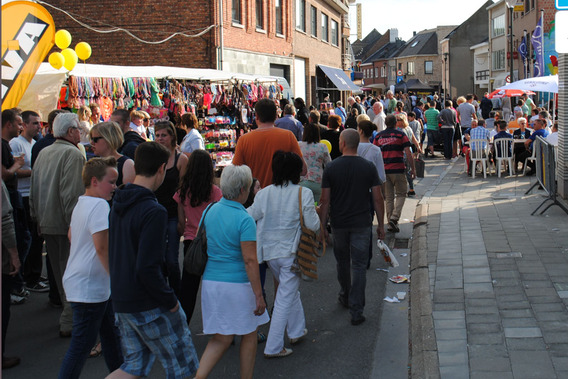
[18, 63, 285, 118]
[496, 75, 558, 94]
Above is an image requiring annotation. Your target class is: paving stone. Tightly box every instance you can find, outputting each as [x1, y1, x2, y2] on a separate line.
[435, 318, 466, 330]
[540, 321, 568, 332]
[437, 339, 468, 354]
[527, 296, 562, 304]
[467, 344, 508, 359]
[439, 365, 470, 379]
[469, 357, 511, 372]
[498, 301, 531, 310]
[510, 351, 556, 379]
[551, 357, 568, 371]
[495, 293, 527, 302]
[470, 371, 513, 379]
[501, 318, 538, 328]
[468, 323, 501, 334]
[525, 287, 561, 297]
[464, 283, 493, 294]
[434, 302, 465, 311]
[548, 344, 568, 357]
[533, 311, 568, 322]
[522, 280, 554, 288]
[467, 332, 504, 345]
[466, 313, 501, 324]
[500, 309, 534, 318]
[466, 298, 497, 308]
[438, 350, 469, 367]
[504, 327, 542, 338]
[533, 302, 568, 312]
[542, 331, 568, 344]
[432, 310, 465, 320]
[506, 337, 547, 351]
[435, 328, 467, 341]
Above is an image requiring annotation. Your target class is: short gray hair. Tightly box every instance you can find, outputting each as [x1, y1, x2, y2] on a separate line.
[53, 113, 79, 137]
[341, 129, 359, 150]
[220, 165, 252, 200]
[283, 104, 296, 115]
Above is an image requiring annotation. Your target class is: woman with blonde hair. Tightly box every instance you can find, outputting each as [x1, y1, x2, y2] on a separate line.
[77, 106, 92, 144]
[89, 122, 135, 187]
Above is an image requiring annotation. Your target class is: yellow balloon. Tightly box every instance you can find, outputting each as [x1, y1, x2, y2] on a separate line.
[55, 29, 72, 49]
[75, 42, 92, 60]
[321, 139, 332, 153]
[61, 48, 78, 71]
[48, 52, 65, 70]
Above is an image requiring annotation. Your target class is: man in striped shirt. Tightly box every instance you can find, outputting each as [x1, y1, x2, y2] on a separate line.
[373, 115, 415, 233]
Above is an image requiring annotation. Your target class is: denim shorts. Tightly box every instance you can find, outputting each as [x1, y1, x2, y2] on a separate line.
[115, 305, 199, 378]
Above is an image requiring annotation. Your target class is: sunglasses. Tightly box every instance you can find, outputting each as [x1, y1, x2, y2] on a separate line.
[91, 136, 104, 143]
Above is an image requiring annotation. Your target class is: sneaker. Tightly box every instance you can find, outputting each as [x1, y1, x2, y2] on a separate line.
[2, 356, 20, 369]
[10, 294, 26, 305]
[290, 329, 308, 345]
[351, 315, 366, 326]
[11, 288, 30, 298]
[407, 190, 416, 197]
[387, 220, 400, 233]
[26, 281, 50, 293]
[264, 347, 293, 359]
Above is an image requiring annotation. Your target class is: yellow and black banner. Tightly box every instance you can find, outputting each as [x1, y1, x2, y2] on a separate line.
[2, 1, 55, 110]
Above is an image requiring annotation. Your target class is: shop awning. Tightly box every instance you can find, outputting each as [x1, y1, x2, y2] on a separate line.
[317, 65, 360, 91]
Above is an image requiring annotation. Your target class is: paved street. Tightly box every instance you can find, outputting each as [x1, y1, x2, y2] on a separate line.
[3, 187, 419, 378]
[413, 156, 568, 379]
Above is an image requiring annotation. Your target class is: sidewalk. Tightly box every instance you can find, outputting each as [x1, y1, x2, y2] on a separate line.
[410, 156, 568, 379]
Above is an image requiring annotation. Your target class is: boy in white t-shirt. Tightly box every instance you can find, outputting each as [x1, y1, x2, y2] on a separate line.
[59, 157, 123, 378]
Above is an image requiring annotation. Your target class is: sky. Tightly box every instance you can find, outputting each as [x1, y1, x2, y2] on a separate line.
[348, 0, 496, 42]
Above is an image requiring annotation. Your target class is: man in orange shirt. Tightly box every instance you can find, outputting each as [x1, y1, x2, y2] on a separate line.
[233, 99, 306, 188]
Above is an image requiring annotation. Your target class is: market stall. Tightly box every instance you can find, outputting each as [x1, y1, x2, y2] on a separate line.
[18, 63, 288, 166]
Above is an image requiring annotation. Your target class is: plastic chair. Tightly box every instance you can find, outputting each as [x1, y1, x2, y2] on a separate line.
[468, 139, 489, 178]
[493, 138, 514, 177]
[523, 145, 537, 176]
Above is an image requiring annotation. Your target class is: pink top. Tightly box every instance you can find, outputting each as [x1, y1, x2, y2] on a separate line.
[173, 185, 223, 240]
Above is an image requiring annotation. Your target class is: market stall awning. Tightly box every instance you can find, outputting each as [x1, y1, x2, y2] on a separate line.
[317, 65, 360, 91]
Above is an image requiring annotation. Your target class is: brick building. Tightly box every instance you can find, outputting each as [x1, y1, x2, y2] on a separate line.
[46, 0, 351, 106]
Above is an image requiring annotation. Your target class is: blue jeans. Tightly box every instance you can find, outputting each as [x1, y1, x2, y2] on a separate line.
[58, 301, 122, 379]
[440, 127, 455, 159]
[332, 227, 371, 320]
[165, 218, 181, 296]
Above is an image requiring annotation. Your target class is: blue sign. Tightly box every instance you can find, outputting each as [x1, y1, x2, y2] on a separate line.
[557, 0, 568, 10]
[396, 76, 403, 83]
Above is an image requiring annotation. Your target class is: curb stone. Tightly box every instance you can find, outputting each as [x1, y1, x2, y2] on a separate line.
[409, 203, 440, 379]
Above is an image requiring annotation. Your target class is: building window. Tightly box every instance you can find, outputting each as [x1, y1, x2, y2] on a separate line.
[407, 61, 415, 75]
[424, 61, 433, 74]
[492, 49, 505, 70]
[331, 20, 338, 46]
[256, 0, 264, 29]
[492, 14, 505, 37]
[476, 70, 489, 80]
[296, 0, 305, 32]
[375, 68, 378, 78]
[311, 6, 317, 37]
[381, 66, 386, 77]
[232, 0, 242, 24]
[321, 13, 328, 42]
[275, 0, 283, 35]
[389, 66, 396, 80]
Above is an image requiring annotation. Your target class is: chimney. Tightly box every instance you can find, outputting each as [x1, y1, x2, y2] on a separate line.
[413, 31, 417, 37]
[390, 28, 398, 43]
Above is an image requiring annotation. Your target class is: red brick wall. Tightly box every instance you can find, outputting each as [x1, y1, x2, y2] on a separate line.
[47, 0, 217, 68]
[222, 0, 293, 56]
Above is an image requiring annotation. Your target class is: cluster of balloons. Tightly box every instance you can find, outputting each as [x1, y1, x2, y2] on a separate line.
[48, 30, 92, 71]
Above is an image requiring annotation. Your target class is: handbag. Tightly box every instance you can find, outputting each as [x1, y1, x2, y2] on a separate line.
[295, 188, 326, 280]
[183, 202, 216, 276]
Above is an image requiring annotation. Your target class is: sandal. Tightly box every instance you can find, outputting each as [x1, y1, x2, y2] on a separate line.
[257, 332, 267, 344]
[264, 347, 293, 359]
[89, 342, 102, 358]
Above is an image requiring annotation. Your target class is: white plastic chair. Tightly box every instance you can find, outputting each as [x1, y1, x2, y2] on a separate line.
[523, 145, 537, 176]
[493, 138, 514, 177]
[469, 139, 489, 178]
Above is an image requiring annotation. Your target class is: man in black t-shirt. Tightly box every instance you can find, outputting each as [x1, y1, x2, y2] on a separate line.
[319, 129, 385, 326]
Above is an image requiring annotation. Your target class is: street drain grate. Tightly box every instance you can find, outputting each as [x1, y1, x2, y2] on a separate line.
[495, 252, 522, 258]
[394, 238, 409, 249]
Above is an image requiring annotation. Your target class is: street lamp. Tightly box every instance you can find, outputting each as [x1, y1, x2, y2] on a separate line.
[505, 0, 515, 83]
[443, 52, 448, 100]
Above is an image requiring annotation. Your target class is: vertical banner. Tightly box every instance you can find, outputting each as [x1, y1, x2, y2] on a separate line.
[1, 1, 55, 110]
[531, 14, 545, 77]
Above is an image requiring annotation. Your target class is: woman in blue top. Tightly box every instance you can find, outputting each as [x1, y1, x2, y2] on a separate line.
[196, 165, 269, 379]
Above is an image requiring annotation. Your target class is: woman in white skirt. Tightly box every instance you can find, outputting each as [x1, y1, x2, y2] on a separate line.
[247, 151, 320, 358]
[195, 165, 269, 379]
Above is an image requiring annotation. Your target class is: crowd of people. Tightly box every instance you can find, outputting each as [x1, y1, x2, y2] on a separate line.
[1, 86, 557, 377]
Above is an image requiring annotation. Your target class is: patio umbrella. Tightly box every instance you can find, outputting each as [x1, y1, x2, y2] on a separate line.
[487, 88, 536, 99]
[496, 75, 558, 93]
